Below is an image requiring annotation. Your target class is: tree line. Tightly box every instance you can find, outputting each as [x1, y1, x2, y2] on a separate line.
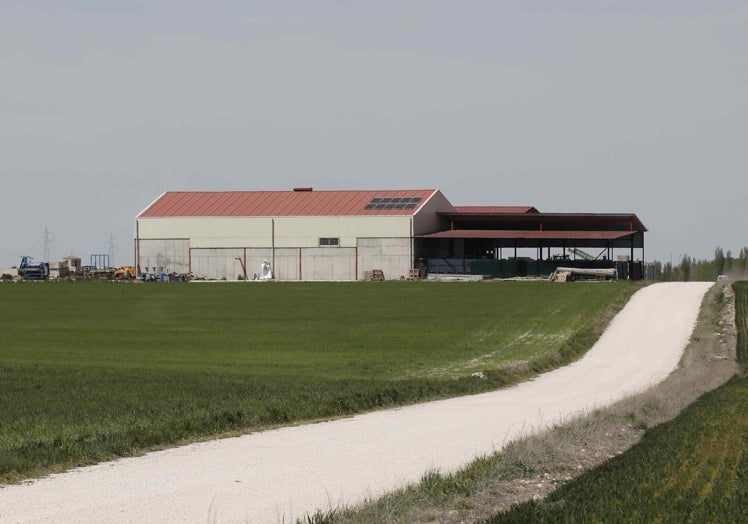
[652, 247, 748, 281]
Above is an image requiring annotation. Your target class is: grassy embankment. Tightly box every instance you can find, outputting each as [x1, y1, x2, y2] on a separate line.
[491, 280, 748, 522]
[0, 280, 638, 483]
[307, 281, 744, 524]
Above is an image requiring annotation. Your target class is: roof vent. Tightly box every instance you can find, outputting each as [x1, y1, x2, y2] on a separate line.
[293, 187, 313, 192]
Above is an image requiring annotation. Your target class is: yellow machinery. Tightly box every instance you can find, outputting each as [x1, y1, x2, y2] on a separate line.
[113, 266, 136, 279]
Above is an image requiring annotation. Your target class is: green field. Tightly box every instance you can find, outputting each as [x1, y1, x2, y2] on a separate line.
[488, 281, 748, 523]
[0, 280, 637, 483]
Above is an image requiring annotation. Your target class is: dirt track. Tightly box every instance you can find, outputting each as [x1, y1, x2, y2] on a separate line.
[0, 282, 713, 523]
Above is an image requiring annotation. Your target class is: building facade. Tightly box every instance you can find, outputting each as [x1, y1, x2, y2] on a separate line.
[135, 188, 647, 281]
[135, 188, 454, 281]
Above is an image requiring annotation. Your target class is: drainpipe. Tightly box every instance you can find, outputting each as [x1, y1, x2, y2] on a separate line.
[134, 220, 139, 277]
[410, 217, 414, 274]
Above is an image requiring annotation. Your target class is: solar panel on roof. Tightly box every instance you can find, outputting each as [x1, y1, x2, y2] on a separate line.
[363, 196, 422, 211]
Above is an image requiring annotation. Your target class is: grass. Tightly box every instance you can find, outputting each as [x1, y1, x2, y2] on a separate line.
[0, 279, 638, 483]
[492, 382, 748, 522]
[735, 282, 747, 363]
[488, 281, 748, 523]
[304, 281, 744, 523]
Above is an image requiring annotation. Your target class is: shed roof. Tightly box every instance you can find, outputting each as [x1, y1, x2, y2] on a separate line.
[138, 189, 445, 218]
[417, 229, 641, 249]
[441, 211, 647, 233]
[452, 206, 539, 214]
[417, 230, 635, 240]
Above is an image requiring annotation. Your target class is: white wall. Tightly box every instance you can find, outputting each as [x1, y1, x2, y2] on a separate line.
[137, 239, 190, 274]
[135, 212, 421, 281]
[300, 247, 356, 281]
[413, 190, 454, 235]
[357, 238, 411, 280]
[190, 248, 245, 280]
[138, 217, 272, 248]
[137, 215, 411, 249]
[242, 248, 300, 281]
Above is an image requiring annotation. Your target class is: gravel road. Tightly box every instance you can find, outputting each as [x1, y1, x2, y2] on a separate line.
[0, 282, 713, 523]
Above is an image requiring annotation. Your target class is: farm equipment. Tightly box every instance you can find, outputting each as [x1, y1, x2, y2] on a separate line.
[569, 247, 596, 260]
[17, 256, 49, 281]
[548, 267, 617, 282]
[88, 254, 114, 279]
[114, 266, 136, 279]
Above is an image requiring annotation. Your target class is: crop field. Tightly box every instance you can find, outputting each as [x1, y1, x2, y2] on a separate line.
[0, 280, 637, 483]
[490, 281, 748, 523]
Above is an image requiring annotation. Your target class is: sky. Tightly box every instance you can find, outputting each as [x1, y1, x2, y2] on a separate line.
[1, 0, 746, 268]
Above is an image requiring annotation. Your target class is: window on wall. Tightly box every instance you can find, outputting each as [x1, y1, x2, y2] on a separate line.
[319, 237, 340, 247]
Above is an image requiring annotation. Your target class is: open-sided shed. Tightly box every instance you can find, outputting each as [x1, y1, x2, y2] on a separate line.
[417, 207, 647, 279]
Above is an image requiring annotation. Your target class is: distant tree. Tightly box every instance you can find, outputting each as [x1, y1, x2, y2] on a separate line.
[653, 260, 662, 280]
[653, 246, 748, 281]
[661, 261, 673, 281]
[692, 258, 716, 281]
[725, 250, 734, 274]
[680, 254, 692, 282]
[714, 247, 725, 276]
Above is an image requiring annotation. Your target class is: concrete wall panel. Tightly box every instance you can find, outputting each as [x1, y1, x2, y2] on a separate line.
[357, 238, 411, 281]
[190, 248, 245, 280]
[300, 248, 356, 281]
[243, 248, 300, 281]
[137, 239, 190, 274]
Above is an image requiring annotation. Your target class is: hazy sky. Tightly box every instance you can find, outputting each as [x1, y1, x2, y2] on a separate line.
[2, 1, 746, 268]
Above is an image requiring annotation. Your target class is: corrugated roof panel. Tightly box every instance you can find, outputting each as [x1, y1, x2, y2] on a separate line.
[453, 206, 539, 214]
[138, 190, 442, 218]
[417, 230, 634, 240]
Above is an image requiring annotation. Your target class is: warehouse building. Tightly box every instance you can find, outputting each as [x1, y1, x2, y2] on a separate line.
[135, 188, 454, 281]
[135, 188, 646, 281]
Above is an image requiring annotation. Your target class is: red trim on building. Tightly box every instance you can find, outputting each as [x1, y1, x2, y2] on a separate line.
[417, 230, 635, 240]
[452, 206, 539, 214]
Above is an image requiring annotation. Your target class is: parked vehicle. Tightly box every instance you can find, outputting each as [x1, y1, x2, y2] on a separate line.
[17, 256, 49, 281]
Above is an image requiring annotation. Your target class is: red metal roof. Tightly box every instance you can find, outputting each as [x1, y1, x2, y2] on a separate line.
[138, 190, 444, 218]
[417, 230, 635, 240]
[452, 206, 539, 214]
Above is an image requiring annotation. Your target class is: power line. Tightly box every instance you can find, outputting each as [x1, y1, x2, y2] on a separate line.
[42, 226, 55, 262]
[107, 234, 116, 265]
